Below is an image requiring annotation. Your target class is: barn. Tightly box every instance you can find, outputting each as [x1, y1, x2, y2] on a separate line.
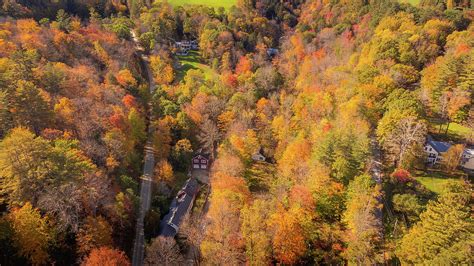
[192, 154, 209, 169]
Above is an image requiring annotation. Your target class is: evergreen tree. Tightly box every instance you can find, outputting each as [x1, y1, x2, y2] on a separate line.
[397, 181, 473, 264]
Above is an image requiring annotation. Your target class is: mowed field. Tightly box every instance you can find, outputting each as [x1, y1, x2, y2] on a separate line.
[401, 0, 421, 5]
[175, 50, 218, 82]
[167, 0, 236, 9]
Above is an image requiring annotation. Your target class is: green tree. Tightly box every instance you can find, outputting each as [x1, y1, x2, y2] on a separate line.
[0, 127, 54, 205]
[0, 90, 12, 136]
[0, 128, 95, 230]
[128, 108, 146, 145]
[392, 193, 424, 225]
[11, 80, 52, 133]
[10, 49, 39, 81]
[106, 15, 134, 39]
[377, 89, 424, 144]
[55, 9, 71, 32]
[8, 202, 54, 265]
[397, 181, 473, 264]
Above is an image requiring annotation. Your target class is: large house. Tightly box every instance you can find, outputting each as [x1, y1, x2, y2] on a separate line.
[175, 40, 199, 55]
[424, 138, 451, 165]
[461, 148, 474, 170]
[159, 178, 199, 237]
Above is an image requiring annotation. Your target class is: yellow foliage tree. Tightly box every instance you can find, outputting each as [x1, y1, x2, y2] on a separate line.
[115, 69, 137, 88]
[154, 160, 174, 183]
[8, 202, 54, 265]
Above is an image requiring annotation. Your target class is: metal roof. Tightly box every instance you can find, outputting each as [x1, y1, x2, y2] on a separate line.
[159, 178, 199, 237]
[427, 140, 451, 153]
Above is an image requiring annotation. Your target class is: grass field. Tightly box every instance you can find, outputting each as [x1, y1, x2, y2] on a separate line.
[429, 120, 473, 143]
[175, 50, 217, 82]
[166, 0, 236, 9]
[414, 170, 465, 194]
[416, 176, 459, 194]
[398, 0, 421, 5]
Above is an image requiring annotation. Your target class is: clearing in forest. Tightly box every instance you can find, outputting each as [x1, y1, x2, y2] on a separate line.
[166, 0, 236, 9]
[398, 0, 421, 5]
[415, 171, 465, 195]
[175, 50, 218, 82]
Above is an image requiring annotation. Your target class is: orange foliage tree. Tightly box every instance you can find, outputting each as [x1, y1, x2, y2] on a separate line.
[269, 206, 307, 265]
[81, 247, 130, 266]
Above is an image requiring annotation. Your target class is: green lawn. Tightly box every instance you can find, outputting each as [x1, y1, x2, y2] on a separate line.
[166, 0, 236, 9]
[398, 0, 420, 5]
[175, 50, 217, 82]
[415, 176, 459, 194]
[414, 170, 465, 194]
[429, 120, 473, 142]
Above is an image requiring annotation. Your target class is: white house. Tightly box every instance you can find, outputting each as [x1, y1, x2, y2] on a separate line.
[460, 148, 474, 170]
[175, 40, 199, 55]
[424, 139, 451, 165]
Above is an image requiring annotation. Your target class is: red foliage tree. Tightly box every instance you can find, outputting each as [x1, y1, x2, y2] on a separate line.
[109, 113, 125, 130]
[391, 169, 413, 183]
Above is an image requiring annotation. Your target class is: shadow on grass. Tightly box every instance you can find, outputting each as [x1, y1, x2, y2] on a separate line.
[175, 63, 199, 82]
[428, 119, 472, 143]
[176, 51, 202, 64]
[415, 167, 469, 178]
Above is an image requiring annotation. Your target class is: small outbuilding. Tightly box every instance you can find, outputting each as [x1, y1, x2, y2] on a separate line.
[192, 154, 209, 169]
[252, 152, 266, 162]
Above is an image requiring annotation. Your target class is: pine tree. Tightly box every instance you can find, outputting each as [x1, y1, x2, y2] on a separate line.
[397, 181, 473, 264]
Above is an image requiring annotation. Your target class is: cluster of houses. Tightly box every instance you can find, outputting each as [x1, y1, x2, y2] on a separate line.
[174, 40, 199, 55]
[424, 136, 474, 171]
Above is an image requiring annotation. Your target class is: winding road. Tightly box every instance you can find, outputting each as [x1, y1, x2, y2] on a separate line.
[131, 31, 156, 266]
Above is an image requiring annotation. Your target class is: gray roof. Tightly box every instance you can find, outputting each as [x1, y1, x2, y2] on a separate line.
[427, 140, 451, 153]
[464, 148, 474, 155]
[159, 178, 199, 237]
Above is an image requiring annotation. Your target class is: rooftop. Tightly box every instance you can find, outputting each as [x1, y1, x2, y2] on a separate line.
[159, 178, 199, 237]
[464, 147, 474, 155]
[427, 140, 451, 153]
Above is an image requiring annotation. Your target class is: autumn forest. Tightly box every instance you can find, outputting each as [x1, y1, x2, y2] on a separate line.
[0, 0, 473, 265]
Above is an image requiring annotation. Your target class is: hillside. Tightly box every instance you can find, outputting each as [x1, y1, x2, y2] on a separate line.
[167, 0, 236, 9]
[0, 0, 473, 265]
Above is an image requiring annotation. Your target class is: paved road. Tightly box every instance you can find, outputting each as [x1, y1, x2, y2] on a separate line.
[131, 31, 156, 266]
